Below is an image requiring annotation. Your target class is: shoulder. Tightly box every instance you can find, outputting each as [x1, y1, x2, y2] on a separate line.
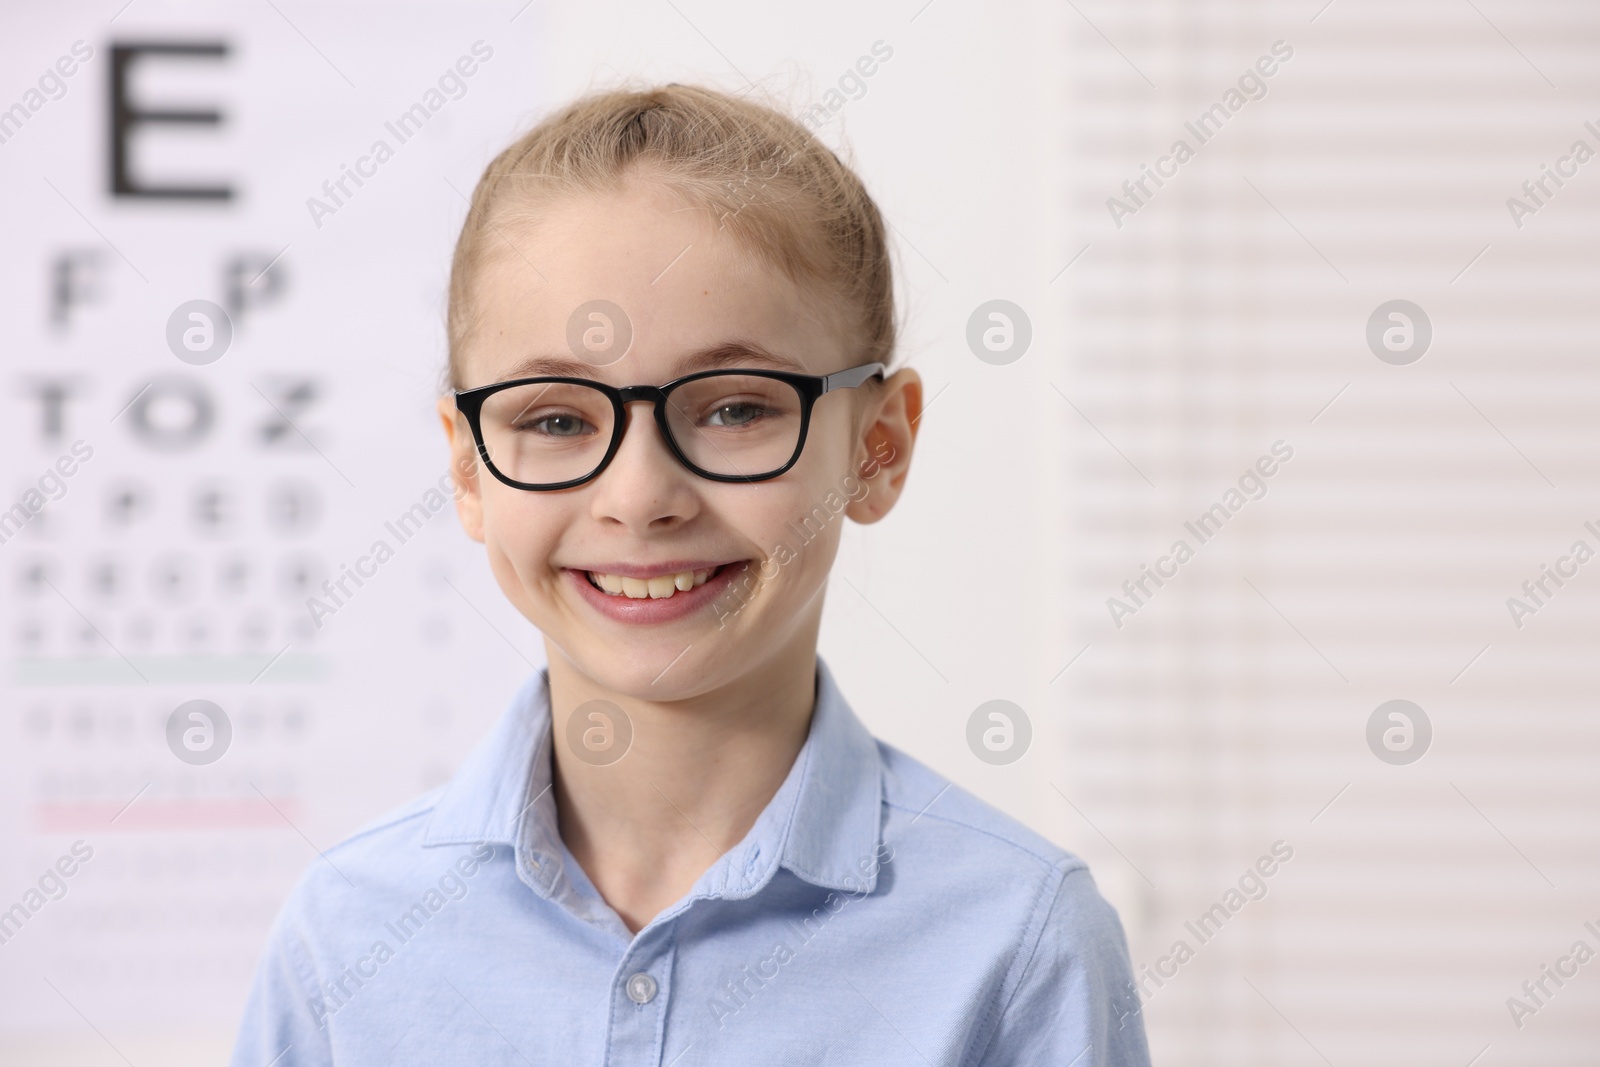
[875, 737, 1080, 875]
[306, 784, 449, 887]
[267, 783, 475, 946]
[338, 783, 450, 850]
[865, 740, 1148, 1064]
[869, 737, 1128, 969]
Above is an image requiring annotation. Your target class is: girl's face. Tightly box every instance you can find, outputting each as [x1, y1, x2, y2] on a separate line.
[438, 177, 918, 700]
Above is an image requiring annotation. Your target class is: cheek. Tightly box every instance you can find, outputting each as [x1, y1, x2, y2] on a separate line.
[479, 488, 564, 579]
[716, 407, 862, 554]
[809, 402, 869, 474]
[733, 474, 850, 589]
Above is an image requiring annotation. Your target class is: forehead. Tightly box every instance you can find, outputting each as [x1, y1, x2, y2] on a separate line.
[459, 178, 849, 387]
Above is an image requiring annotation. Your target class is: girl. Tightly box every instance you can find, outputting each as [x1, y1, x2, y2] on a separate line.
[232, 83, 1148, 1066]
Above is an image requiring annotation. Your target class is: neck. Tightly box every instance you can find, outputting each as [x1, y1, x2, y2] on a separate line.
[544, 632, 819, 933]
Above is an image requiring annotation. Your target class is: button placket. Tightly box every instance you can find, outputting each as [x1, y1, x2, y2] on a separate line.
[605, 930, 677, 1065]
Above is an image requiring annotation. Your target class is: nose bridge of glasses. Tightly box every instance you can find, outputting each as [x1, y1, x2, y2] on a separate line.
[609, 385, 682, 466]
[616, 384, 668, 405]
[613, 385, 676, 451]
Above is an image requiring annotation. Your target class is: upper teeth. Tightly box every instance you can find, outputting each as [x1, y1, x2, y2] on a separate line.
[590, 569, 713, 599]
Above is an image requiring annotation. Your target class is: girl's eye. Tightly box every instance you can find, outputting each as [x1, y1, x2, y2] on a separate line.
[520, 413, 592, 437]
[704, 402, 769, 428]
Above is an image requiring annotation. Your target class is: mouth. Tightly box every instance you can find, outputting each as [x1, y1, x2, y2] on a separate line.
[565, 560, 750, 625]
[584, 565, 725, 600]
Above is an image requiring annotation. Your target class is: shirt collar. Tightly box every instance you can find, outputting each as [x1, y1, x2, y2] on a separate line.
[422, 657, 885, 899]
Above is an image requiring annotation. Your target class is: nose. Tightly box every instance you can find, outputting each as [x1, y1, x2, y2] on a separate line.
[587, 401, 700, 532]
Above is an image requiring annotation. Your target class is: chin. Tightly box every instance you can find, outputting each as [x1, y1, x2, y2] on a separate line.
[556, 641, 721, 701]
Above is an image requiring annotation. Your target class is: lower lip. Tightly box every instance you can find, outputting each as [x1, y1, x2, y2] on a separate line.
[567, 564, 747, 625]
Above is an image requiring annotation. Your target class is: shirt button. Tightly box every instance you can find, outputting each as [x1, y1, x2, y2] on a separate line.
[625, 972, 658, 1005]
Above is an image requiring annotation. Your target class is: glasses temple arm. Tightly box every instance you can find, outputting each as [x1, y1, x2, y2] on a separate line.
[820, 362, 888, 394]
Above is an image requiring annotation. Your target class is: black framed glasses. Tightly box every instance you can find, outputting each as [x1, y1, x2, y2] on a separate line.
[454, 362, 886, 490]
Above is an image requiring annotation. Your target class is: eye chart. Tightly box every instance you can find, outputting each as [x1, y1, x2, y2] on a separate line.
[0, 4, 549, 1052]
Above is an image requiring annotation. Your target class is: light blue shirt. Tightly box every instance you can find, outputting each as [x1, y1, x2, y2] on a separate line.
[230, 659, 1150, 1066]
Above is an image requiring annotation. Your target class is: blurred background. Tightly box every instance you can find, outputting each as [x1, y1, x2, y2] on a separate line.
[2, 0, 1597, 1063]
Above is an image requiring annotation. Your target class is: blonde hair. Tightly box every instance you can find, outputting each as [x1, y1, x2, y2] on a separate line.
[445, 83, 896, 389]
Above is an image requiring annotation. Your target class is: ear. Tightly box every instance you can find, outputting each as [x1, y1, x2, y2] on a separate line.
[846, 367, 921, 525]
[437, 394, 486, 543]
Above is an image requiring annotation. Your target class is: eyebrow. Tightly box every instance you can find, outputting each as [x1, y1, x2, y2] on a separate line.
[494, 340, 808, 384]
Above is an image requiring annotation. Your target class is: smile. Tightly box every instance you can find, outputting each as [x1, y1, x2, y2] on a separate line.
[567, 562, 747, 625]
[585, 566, 722, 599]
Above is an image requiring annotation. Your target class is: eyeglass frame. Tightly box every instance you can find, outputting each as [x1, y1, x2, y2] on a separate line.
[453, 361, 888, 491]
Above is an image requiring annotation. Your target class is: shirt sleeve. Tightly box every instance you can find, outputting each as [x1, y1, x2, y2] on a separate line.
[974, 863, 1151, 1067]
[229, 906, 335, 1067]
